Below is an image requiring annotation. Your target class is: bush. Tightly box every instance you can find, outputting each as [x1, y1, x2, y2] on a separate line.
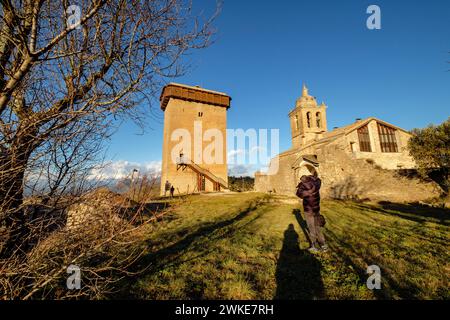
[228, 176, 255, 192]
[408, 118, 450, 195]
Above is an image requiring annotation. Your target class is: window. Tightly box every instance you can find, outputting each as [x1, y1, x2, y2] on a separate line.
[294, 115, 299, 130]
[306, 112, 311, 128]
[377, 123, 398, 152]
[350, 142, 355, 152]
[198, 112, 203, 117]
[316, 112, 321, 128]
[357, 124, 372, 152]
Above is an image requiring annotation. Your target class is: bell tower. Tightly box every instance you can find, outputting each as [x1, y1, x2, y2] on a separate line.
[288, 84, 327, 149]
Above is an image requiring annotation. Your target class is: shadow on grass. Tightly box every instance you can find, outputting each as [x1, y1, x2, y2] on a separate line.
[145, 202, 258, 260]
[116, 200, 174, 225]
[353, 201, 450, 226]
[142, 201, 171, 214]
[292, 209, 311, 247]
[324, 229, 390, 300]
[113, 200, 264, 298]
[274, 224, 324, 299]
[327, 227, 430, 299]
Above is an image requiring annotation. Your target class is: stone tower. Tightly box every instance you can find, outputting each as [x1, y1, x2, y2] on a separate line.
[160, 83, 231, 195]
[288, 84, 327, 148]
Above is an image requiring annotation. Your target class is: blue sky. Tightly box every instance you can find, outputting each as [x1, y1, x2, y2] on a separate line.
[103, 0, 450, 177]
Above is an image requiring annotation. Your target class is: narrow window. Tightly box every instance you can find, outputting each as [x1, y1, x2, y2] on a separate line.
[316, 112, 321, 128]
[377, 123, 398, 152]
[357, 124, 372, 152]
[198, 112, 203, 117]
[306, 112, 311, 128]
[294, 115, 299, 130]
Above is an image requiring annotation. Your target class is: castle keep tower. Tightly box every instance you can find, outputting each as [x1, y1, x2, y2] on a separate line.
[160, 83, 231, 195]
[288, 84, 327, 148]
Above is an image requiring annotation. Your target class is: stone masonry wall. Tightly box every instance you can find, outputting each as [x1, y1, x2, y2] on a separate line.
[316, 143, 439, 202]
[255, 142, 440, 203]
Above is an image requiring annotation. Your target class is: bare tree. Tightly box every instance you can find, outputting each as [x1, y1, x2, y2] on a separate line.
[0, 182, 175, 299]
[0, 0, 216, 256]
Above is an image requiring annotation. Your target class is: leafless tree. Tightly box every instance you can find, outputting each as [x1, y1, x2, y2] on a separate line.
[1, 183, 176, 299]
[0, 0, 216, 256]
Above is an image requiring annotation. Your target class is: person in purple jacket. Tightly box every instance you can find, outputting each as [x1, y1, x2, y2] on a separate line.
[296, 170, 328, 253]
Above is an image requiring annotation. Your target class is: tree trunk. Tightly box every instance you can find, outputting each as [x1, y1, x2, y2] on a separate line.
[0, 144, 33, 258]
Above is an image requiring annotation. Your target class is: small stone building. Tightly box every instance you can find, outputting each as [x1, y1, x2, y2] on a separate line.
[255, 84, 438, 202]
[160, 83, 231, 195]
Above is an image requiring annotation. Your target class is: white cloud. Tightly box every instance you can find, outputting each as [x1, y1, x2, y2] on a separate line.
[249, 145, 265, 154]
[89, 160, 162, 181]
[227, 164, 258, 177]
[88, 159, 259, 181]
[227, 149, 245, 158]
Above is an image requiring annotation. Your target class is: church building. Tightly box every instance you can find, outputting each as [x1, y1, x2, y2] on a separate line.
[254, 84, 437, 202]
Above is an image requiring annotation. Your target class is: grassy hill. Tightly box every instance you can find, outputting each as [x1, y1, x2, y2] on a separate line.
[120, 192, 449, 299]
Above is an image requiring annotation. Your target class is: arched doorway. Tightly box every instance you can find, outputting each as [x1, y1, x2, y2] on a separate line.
[293, 159, 319, 189]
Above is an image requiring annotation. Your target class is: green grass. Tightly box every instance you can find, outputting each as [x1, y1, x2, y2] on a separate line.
[121, 192, 449, 300]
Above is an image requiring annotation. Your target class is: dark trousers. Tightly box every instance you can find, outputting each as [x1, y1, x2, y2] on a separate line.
[304, 212, 326, 248]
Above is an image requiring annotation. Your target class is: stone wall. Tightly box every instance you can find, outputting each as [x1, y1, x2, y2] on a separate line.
[66, 188, 125, 231]
[255, 141, 439, 202]
[317, 143, 438, 202]
[254, 172, 271, 192]
[254, 150, 299, 195]
[160, 98, 228, 195]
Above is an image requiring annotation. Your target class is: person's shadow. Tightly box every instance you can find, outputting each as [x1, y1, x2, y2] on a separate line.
[292, 208, 312, 247]
[274, 223, 324, 299]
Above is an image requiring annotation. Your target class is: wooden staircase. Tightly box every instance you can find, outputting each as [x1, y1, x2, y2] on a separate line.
[176, 156, 228, 190]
